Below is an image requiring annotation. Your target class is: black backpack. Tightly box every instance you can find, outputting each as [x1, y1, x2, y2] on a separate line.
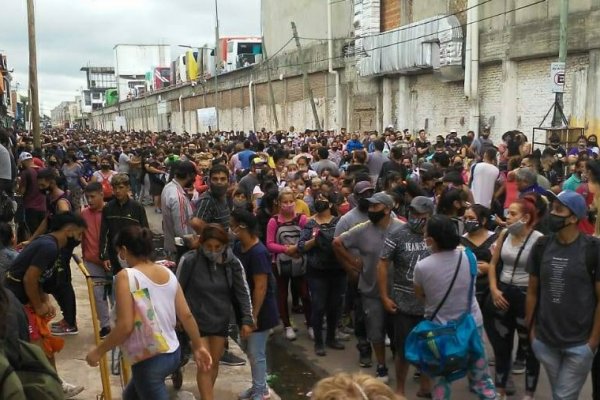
[313, 217, 340, 267]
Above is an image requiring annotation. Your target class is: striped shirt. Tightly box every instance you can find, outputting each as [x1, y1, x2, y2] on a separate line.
[194, 190, 230, 230]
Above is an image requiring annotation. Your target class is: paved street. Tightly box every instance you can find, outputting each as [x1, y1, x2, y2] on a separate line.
[283, 311, 594, 400]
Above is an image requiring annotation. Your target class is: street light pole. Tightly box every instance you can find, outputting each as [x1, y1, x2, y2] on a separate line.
[214, 0, 220, 132]
[26, 0, 41, 148]
[552, 0, 569, 128]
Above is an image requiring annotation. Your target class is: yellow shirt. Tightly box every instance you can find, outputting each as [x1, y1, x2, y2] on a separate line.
[295, 199, 311, 216]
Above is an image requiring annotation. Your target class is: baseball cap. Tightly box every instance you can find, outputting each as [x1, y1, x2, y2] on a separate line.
[547, 190, 587, 220]
[450, 129, 457, 134]
[419, 162, 434, 173]
[251, 157, 267, 166]
[18, 152, 33, 163]
[353, 181, 374, 195]
[409, 196, 435, 214]
[366, 192, 394, 208]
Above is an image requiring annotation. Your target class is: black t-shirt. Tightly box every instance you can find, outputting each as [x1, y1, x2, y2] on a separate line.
[527, 234, 600, 348]
[233, 241, 279, 331]
[5, 235, 60, 303]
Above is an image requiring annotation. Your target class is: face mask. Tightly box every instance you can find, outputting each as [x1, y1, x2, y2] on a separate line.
[297, 184, 306, 193]
[548, 214, 571, 233]
[507, 219, 526, 236]
[101, 164, 110, 170]
[255, 168, 262, 175]
[66, 236, 81, 249]
[464, 220, 481, 233]
[314, 200, 330, 213]
[118, 252, 129, 269]
[408, 217, 427, 233]
[210, 184, 227, 197]
[281, 204, 295, 215]
[368, 210, 386, 224]
[202, 247, 222, 263]
[49, 160, 58, 167]
[233, 199, 247, 209]
[41, 188, 51, 196]
[357, 197, 370, 212]
[287, 172, 296, 180]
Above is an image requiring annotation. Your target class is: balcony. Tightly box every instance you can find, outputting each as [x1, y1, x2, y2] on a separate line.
[357, 14, 464, 81]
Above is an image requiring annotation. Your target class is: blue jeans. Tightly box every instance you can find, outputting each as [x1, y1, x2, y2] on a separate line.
[122, 347, 181, 400]
[532, 338, 596, 400]
[243, 330, 269, 395]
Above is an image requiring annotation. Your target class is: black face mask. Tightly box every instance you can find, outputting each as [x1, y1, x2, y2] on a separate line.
[368, 210, 386, 224]
[314, 200, 330, 213]
[358, 198, 370, 212]
[210, 184, 227, 198]
[548, 213, 571, 233]
[464, 220, 481, 233]
[49, 160, 58, 167]
[101, 164, 110, 170]
[66, 236, 81, 249]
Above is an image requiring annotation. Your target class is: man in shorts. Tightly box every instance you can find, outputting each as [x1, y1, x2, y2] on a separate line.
[377, 196, 434, 397]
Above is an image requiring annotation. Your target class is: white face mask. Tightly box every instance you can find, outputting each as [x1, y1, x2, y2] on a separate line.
[118, 252, 129, 269]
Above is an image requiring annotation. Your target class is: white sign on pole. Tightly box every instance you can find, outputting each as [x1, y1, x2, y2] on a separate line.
[157, 101, 168, 115]
[551, 62, 566, 93]
[196, 107, 218, 129]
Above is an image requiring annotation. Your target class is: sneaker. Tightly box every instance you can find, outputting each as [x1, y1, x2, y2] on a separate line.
[155, 208, 162, 214]
[385, 335, 391, 347]
[314, 344, 326, 357]
[239, 386, 271, 400]
[375, 364, 389, 383]
[99, 326, 111, 339]
[413, 370, 421, 380]
[308, 327, 315, 340]
[512, 358, 526, 375]
[52, 321, 79, 336]
[326, 340, 345, 350]
[488, 356, 495, 366]
[220, 350, 246, 366]
[335, 330, 351, 341]
[357, 343, 372, 368]
[62, 381, 85, 399]
[291, 304, 304, 314]
[285, 326, 297, 341]
[51, 319, 66, 329]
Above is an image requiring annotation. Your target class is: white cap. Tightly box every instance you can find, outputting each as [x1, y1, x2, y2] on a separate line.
[18, 152, 33, 163]
[450, 129, 457, 134]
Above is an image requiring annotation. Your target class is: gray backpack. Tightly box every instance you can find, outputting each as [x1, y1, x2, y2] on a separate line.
[274, 215, 307, 277]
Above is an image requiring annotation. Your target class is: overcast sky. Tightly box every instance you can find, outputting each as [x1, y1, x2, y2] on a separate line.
[2, 0, 261, 114]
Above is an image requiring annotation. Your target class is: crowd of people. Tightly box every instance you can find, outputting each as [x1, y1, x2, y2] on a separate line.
[0, 124, 600, 400]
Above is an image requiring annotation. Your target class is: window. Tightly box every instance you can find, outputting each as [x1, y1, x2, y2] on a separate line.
[227, 42, 233, 53]
[91, 92, 101, 100]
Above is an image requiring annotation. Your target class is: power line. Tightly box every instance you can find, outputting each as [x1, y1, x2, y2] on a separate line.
[268, 0, 546, 72]
[300, 0, 494, 42]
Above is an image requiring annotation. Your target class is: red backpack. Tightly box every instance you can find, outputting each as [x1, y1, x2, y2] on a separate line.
[100, 172, 113, 199]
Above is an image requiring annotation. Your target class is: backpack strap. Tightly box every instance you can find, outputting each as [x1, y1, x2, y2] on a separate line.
[584, 235, 599, 280]
[430, 252, 463, 321]
[465, 248, 477, 311]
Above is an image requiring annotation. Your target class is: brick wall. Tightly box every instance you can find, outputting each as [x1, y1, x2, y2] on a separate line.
[381, 0, 401, 32]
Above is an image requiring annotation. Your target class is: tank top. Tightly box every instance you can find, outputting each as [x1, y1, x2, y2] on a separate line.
[127, 267, 179, 353]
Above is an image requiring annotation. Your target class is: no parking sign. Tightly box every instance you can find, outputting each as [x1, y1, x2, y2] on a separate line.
[551, 62, 566, 93]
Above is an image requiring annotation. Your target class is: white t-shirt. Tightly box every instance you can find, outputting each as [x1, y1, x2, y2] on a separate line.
[470, 162, 500, 208]
[414, 249, 483, 326]
[118, 152, 131, 174]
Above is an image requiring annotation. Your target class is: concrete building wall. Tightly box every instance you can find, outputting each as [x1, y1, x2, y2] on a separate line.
[261, 0, 352, 58]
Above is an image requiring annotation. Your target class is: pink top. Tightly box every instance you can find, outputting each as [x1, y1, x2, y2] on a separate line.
[81, 206, 103, 265]
[266, 213, 308, 255]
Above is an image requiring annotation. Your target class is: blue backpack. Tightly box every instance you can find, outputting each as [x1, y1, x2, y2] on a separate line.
[404, 248, 484, 382]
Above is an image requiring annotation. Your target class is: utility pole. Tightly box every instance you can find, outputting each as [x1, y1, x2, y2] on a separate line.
[551, 0, 568, 127]
[214, 0, 220, 132]
[262, 39, 279, 130]
[27, 0, 41, 148]
[291, 22, 322, 131]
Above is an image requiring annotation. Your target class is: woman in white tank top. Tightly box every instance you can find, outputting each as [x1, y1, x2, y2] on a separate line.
[85, 226, 212, 400]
